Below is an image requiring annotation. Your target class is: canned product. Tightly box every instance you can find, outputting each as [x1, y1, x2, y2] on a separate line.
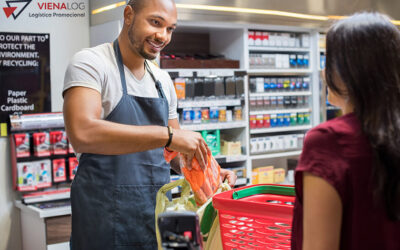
[250, 115, 257, 129]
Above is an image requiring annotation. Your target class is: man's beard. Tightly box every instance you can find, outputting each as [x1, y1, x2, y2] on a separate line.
[128, 23, 158, 60]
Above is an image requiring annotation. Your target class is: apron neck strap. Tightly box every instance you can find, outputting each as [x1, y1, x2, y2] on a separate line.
[113, 39, 166, 99]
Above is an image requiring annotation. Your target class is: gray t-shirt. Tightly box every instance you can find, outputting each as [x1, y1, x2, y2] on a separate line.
[63, 43, 177, 120]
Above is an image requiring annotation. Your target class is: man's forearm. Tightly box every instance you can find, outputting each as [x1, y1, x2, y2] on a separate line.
[67, 118, 169, 155]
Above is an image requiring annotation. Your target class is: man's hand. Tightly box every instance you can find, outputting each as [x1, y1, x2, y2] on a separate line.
[220, 168, 237, 187]
[168, 129, 209, 170]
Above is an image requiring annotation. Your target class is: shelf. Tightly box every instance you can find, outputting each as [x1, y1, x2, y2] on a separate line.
[249, 46, 310, 52]
[178, 98, 241, 108]
[181, 121, 247, 131]
[164, 68, 241, 77]
[15, 200, 71, 218]
[250, 108, 311, 115]
[215, 154, 247, 164]
[250, 125, 312, 134]
[22, 188, 71, 204]
[250, 150, 302, 160]
[249, 91, 311, 97]
[247, 69, 312, 75]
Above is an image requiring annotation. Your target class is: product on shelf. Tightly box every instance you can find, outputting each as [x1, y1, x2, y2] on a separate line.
[250, 134, 304, 154]
[218, 107, 227, 122]
[33, 132, 51, 157]
[221, 140, 242, 156]
[248, 30, 309, 48]
[173, 78, 186, 100]
[228, 166, 246, 179]
[193, 108, 202, 124]
[249, 53, 309, 69]
[209, 107, 219, 123]
[203, 78, 215, 97]
[252, 166, 274, 184]
[69, 157, 78, 180]
[36, 160, 52, 188]
[17, 162, 37, 191]
[14, 133, 30, 158]
[274, 168, 286, 183]
[201, 108, 209, 123]
[233, 106, 243, 121]
[201, 130, 220, 156]
[225, 77, 236, 96]
[50, 130, 68, 155]
[52, 158, 66, 183]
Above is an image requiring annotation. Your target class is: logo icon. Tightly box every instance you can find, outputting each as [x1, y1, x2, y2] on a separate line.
[3, 0, 32, 19]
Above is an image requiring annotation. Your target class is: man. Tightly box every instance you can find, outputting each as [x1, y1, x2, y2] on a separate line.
[63, 0, 236, 249]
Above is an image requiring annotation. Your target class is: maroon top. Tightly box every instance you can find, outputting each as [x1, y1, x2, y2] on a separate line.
[291, 113, 400, 250]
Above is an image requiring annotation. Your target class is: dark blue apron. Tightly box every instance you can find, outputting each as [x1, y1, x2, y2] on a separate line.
[70, 39, 170, 250]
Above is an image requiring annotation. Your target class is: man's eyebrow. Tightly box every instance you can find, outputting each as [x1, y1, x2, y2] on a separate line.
[150, 15, 177, 27]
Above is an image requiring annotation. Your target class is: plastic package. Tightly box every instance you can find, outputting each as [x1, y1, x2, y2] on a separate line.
[164, 149, 221, 206]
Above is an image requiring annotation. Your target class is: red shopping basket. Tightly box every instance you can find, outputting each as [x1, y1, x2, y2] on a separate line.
[213, 184, 295, 250]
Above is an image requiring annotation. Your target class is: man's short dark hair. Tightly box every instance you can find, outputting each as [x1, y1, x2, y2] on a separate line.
[127, 0, 146, 13]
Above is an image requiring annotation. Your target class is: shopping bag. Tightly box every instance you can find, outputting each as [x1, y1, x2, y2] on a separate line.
[155, 178, 230, 250]
[164, 149, 221, 206]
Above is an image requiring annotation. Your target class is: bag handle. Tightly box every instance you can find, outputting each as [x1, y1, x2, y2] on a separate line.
[232, 185, 295, 200]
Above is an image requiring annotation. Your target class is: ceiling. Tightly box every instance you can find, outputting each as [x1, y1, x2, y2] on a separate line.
[90, 0, 400, 29]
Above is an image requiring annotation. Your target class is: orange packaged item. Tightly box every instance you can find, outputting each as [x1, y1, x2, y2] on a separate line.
[164, 149, 221, 206]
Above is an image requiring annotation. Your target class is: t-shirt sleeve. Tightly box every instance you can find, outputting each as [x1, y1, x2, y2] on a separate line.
[295, 127, 348, 202]
[63, 49, 104, 97]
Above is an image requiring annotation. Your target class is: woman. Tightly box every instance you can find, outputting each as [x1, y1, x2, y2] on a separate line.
[292, 12, 400, 250]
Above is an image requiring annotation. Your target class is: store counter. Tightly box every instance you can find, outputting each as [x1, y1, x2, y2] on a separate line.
[15, 201, 71, 250]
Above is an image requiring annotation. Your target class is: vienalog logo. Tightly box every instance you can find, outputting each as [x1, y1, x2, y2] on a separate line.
[37, 2, 85, 11]
[29, 1, 86, 19]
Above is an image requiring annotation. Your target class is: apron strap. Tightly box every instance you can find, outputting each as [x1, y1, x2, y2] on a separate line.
[113, 39, 128, 95]
[145, 61, 167, 99]
[113, 38, 167, 100]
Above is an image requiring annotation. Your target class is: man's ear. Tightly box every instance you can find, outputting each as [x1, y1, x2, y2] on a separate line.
[123, 5, 134, 27]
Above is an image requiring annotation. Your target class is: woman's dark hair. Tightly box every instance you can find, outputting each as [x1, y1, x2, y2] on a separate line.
[325, 12, 400, 221]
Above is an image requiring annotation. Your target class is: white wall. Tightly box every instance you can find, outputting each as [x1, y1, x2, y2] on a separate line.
[0, 1, 90, 249]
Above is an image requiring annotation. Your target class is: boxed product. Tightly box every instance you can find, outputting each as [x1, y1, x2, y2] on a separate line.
[50, 130, 68, 155]
[17, 162, 37, 191]
[274, 168, 286, 183]
[69, 157, 79, 180]
[52, 158, 66, 182]
[14, 133, 30, 158]
[174, 78, 186, 100]
[221, 140, 241, 156]
[201, 130, 220, 156]
[256, 166, 275, 184]
[33, 132, 51, 157]
[36, 160, 52, 188]
[233, 106, 243, 121]
[230, 167, 246, 179]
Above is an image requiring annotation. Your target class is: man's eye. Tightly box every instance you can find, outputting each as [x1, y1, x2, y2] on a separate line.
[152, 19, 160, 25]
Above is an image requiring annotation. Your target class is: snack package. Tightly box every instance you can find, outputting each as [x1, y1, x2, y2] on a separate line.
[52, 158, 66, 182]
[69, 157, 79, 180]
[50, 130, 68, 155]
[17, 162, 37, 191]
[33, 132, 51, 157]
[36, 160, 52, 188]
[14, 133, 30, 158]
[164, 149, 221, 206]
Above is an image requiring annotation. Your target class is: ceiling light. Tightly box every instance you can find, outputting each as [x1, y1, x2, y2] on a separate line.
[92, 1, 126, 15]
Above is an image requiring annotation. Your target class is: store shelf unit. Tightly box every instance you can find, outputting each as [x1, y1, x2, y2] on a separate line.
[245, 26, 320, 185]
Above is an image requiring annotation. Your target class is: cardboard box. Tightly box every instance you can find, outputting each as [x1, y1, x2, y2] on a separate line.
[221, 140, 241, 156]
[274, 168, 286, 184]
[257, 166, 275, 184]
[253, 166, 274, 184]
